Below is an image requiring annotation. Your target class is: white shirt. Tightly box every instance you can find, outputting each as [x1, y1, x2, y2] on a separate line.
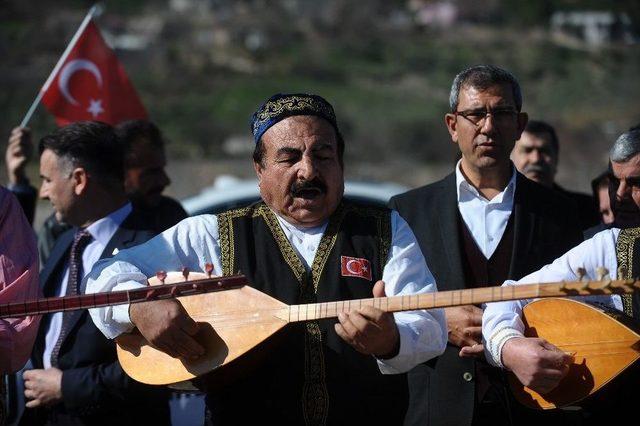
[456, 161, 517, 259]
[43, 203, 132, 369]
[482, 228, 623, 367]
[85, 208, 447, 374]
[275, 215, 326, 270]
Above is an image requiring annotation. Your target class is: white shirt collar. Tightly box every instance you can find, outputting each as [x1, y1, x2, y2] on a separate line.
[84, 202, 132, 246]
[273, 210, 328, 237]
[271, 210, 328, 270]
[455, 160, 517, 204]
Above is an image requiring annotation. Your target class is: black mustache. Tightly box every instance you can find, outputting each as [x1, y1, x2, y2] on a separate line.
[290, 179, 327, 196]
[522, 163, 551, 174]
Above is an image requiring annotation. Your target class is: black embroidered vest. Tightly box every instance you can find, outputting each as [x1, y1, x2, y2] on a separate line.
[207, 201, 407, 425]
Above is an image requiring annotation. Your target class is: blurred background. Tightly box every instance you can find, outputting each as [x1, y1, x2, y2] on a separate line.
[2, 0, 640, 225]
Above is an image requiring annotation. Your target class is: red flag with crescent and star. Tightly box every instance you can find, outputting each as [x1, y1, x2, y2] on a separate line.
[41, 20, 147, 126]
[340, 256, 372, 281]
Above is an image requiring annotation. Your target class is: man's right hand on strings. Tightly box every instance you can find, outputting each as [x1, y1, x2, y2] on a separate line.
[129, 299, 204, 359]
[501, 337, 573, 395]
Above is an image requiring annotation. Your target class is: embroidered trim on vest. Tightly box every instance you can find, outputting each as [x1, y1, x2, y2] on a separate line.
[258, 204, 307, 282]
[218, 201, 391, 426]
[222, 203, 329, 424]
[299, 202, 390, 425]
[310, 203, 345, 292]
[217, 205, 256, 276]
[300, 204, 350, 425]
[615, 227, 640, 316]
[302, 313, 329, 426]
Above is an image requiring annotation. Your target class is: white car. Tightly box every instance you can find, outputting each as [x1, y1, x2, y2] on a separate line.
[182, 175, 408, 216]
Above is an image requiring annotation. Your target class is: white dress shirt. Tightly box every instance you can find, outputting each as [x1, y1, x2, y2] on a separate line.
[275, 215, 326, 270]
[43, 202, 132, 369]
[85, 208, 447, 374]
[482, 228, 623, 367]
[456, 160, 517, 259]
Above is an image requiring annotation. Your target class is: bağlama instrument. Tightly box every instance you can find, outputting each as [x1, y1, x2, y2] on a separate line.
[109, 269, 640, 409]
[508, 297, 640, 410]
[2, 266, 637, 409]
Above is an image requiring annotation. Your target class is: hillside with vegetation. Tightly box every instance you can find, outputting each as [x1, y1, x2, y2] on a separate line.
[2, 0, 640, 194]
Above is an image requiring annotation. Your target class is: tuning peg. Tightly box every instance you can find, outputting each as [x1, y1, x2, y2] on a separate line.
[596, 267, 610, 281]
[156, 270, 167, 284]
[182, 267, 190, 281]
[205, 263, 214, 278]
[575, 267, 587, 281]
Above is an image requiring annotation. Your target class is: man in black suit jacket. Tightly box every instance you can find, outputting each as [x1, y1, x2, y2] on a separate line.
[5, 121, 187, 269]
[390, 65, 583, 426]
[510, 120, 600, 231]
[20, 122, 169, 425]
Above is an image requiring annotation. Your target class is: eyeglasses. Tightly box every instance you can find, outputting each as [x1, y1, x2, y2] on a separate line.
[454, 107, 518, 127]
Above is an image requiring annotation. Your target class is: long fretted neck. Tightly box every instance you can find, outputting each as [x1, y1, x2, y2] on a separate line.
[287, 279, 640, 322]
[0, 274, 247, 319]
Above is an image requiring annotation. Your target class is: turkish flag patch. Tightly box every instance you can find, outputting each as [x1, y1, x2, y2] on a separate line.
[340, 256, 372, 281]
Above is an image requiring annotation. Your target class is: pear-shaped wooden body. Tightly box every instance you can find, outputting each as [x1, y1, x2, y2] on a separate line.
[116, 272, 289, 387]
[510, 298, 640, 409]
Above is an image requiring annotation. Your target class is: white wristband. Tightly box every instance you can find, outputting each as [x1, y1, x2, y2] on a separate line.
[487, 327, 524, 368]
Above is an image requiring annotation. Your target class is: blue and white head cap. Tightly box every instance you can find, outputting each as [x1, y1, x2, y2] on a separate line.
[250, 93, 339, 143]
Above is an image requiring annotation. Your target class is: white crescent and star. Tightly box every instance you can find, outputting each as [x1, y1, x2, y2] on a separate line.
[58, 59, 105, 118]
[87, 99, 105, 117]
[346, 259, 363, 275]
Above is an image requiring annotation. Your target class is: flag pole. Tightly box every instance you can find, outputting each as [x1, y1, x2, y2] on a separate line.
[19, 3, 103, 128]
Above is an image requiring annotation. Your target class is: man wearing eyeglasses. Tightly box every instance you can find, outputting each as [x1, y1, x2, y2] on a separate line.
[390, 65, 583, 426]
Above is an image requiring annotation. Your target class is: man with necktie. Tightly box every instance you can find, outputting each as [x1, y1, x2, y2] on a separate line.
[20, 121, 169, 425]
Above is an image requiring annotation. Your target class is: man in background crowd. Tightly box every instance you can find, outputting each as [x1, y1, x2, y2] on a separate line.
[5, 121, 187, 266]
[115, 120, 187, 233]
[20, 121, 169, 425]
[511, 120, 599, 231]
[582, 170, 615, 239]
[591, 171, 614, 225]
[390, 65, 583, 426]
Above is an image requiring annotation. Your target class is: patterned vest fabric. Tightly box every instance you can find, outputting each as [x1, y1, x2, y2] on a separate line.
[615, 227, 640, 319]
[207, 200, 407, 425]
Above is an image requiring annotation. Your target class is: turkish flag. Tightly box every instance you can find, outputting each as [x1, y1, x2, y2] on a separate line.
[340, 256, 372, 281]
[41, 20, 147, 126]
